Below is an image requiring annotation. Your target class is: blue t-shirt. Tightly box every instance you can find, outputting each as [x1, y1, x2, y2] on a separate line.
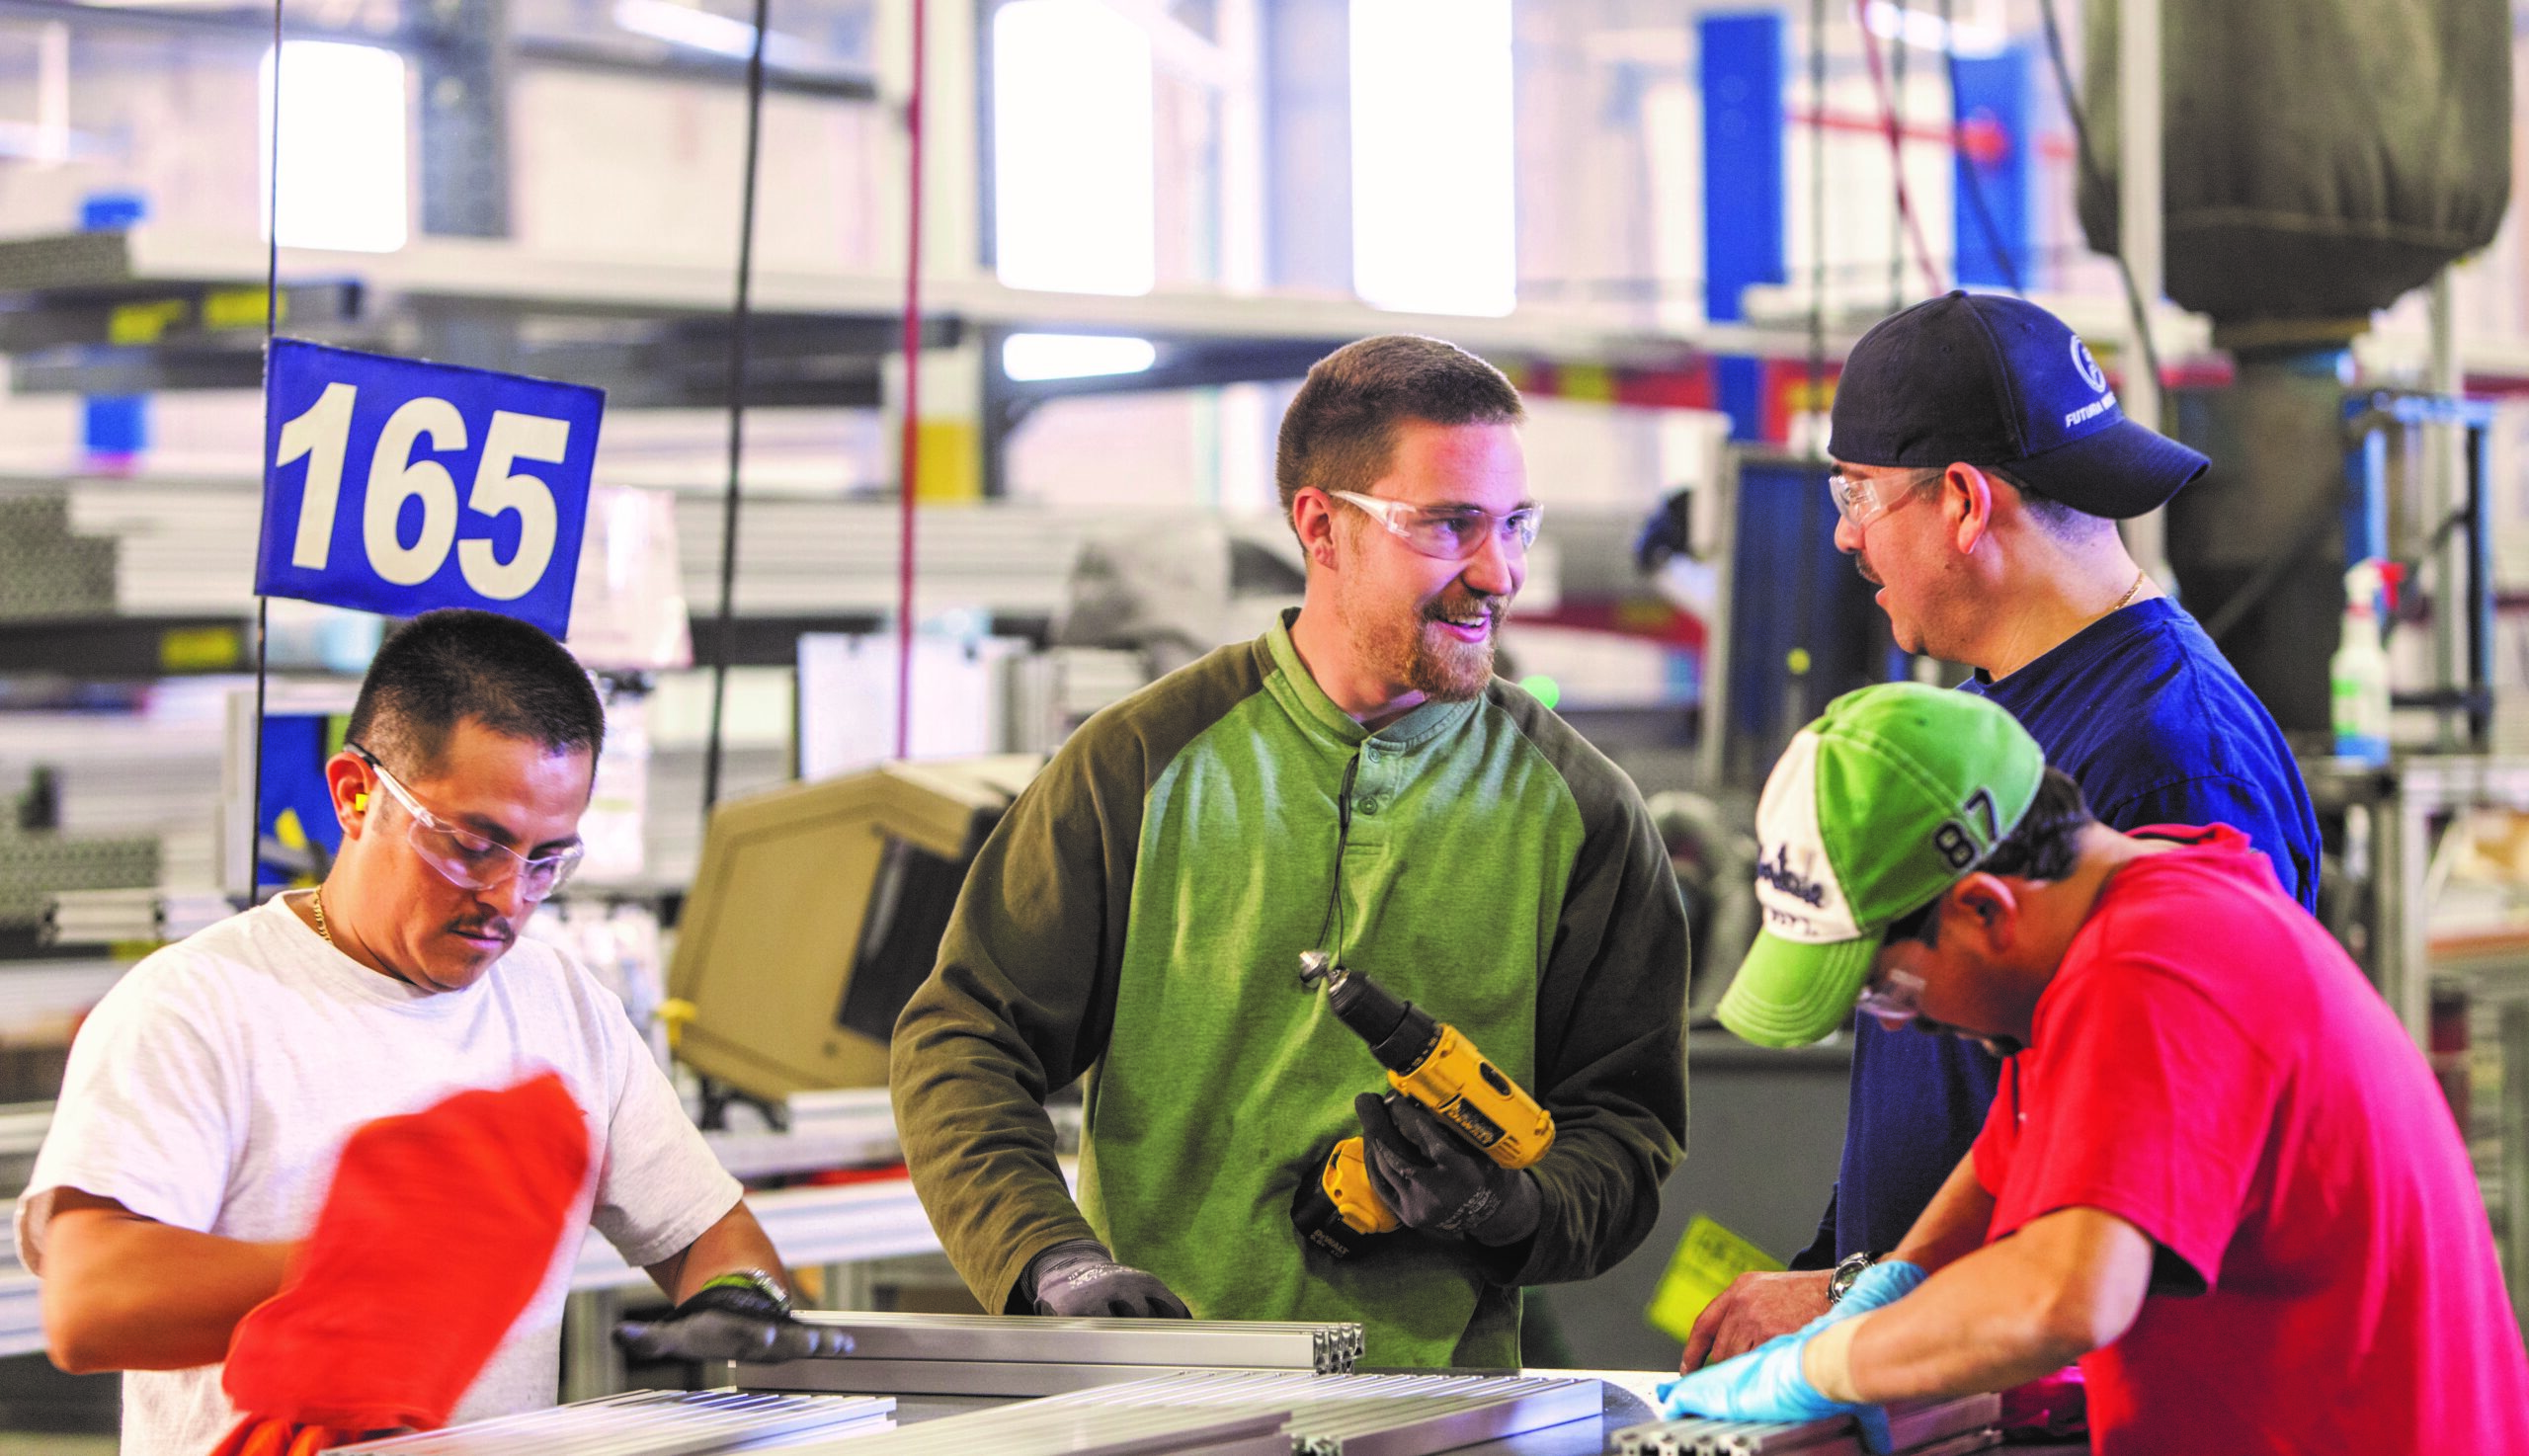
[1800, 598, 2322, 1265]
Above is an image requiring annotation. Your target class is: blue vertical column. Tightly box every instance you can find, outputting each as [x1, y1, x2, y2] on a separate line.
[1700, 12, 1783, 443]
[1949, 42, 2032, 291]
[81, 191, 148, 460]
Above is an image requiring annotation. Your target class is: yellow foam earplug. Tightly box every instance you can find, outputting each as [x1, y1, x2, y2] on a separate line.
[353, 791, 369, 812]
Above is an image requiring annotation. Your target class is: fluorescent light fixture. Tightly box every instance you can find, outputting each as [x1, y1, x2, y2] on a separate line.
[1002, 333, 1159, 381]
[614, 0, 754, 54]
[259, 41, 408, 253]
[1861, 0, 2006, 58]
[992, 0, 1157, 296]
[612, 0, 816, 67]
[1349, 0, 1515, 316]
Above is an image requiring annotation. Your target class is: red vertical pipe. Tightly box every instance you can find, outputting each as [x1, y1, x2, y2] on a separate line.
[1853, 0, 1944, 298]
[895, 0, 927, 760]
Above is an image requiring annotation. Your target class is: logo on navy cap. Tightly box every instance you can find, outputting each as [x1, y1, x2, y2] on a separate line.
[2070, 338, 2107, 393]
[2062, 337, 2116, 430]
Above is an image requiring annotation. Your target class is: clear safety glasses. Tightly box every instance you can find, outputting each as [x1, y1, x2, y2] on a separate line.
[350, 744, 584, 902]
[1329, 490, 1542, 562]
[1853, 966, 1928, 1029]
[1827, 469, 1943, 532]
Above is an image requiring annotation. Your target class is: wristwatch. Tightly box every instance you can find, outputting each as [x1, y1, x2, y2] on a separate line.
[1828, 1251, 1879, 1305]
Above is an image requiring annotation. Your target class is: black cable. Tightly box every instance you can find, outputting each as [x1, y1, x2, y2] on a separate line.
[1309, 756, 1361, 960]
[700, 0, 772, 815]
[250, 0, 283, 906]
[2036, 0, 2161, 386]
[1940, 0, 2023, 294]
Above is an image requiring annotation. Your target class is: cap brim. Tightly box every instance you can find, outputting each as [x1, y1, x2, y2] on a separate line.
[1715, 930, 1880, 1048]
[2006, 417, 2210, 519]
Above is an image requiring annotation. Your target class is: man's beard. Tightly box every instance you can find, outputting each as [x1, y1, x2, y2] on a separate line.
[1375, 591, 1500, 702]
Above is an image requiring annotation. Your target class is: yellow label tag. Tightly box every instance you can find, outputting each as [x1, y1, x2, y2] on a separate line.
[203, 287, 275, 331]
[1643, 1214, 1783, 1342]
[107, 298, 189, 345]
[159, 624, 243, 671]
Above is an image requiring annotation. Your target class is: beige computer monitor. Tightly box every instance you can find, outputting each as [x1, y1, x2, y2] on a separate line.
[667, 755, 1042, 1101]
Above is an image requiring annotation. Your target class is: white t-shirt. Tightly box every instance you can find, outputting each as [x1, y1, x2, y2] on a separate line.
[16, 896, 742, 1456]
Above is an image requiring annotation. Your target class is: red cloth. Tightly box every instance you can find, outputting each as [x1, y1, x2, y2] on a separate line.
[1972, 826, 2529, 1454]
[210, 1073, 591, 1452]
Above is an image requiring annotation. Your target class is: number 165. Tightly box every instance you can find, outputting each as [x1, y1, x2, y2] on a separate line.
[275, 383, 572, 601]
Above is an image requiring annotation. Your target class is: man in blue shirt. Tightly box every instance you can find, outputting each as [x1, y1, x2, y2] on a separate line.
[1680, 291, 2321, 1369]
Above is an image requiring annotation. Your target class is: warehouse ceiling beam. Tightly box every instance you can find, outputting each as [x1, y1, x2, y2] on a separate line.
[0, 0, 875, 100]
[5, 318, 948, 407]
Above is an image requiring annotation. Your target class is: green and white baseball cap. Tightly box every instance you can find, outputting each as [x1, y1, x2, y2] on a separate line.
[1718, 684, 2047, 1047]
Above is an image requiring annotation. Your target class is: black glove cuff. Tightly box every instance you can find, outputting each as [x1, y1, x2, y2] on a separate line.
[1023, 1238, 1114, 1300]
[682, 1271, 792, 1321]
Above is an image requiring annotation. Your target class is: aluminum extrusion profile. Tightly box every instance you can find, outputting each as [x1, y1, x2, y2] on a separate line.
[1285, 1383, 1601, 1456]
[783, 1313, 1365, 1371]
[1607, 1393, 2002, 1456]
[745, 1314, 1368, 1395]
[319, 1389, 898, 1455]
[768, 1399, 1289, 1456]
[1703, 1416, 1850, 1455]
[762, 1369, 1601, 1456]
[742, 1357, 1262, 1399]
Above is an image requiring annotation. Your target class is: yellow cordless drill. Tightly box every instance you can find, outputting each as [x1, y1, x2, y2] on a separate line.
[1291, 950, 1555, 1258]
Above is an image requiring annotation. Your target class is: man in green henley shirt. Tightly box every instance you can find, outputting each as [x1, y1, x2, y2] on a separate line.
[891, 334, 1690, 1368]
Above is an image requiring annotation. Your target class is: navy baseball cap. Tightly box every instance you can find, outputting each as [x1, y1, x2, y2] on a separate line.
[1828, 291, 2209, 520]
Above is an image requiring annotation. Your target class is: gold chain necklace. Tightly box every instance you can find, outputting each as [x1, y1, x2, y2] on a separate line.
[309, 888, 334, 945]
[2112, 569, 2148, 612]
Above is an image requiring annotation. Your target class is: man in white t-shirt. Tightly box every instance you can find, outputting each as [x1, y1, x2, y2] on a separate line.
[19, 608, 843, 1456]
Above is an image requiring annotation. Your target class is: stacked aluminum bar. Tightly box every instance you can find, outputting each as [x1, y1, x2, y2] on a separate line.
[1608, 1394, 2000, 1456]
[769, 1369, 1602, 1456]
[746, 1314, 1365, 1398]
[320, 1390, 897, 1454]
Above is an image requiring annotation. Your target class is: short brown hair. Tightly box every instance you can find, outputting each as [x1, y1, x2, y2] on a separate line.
[1274, 335, 1524, 522]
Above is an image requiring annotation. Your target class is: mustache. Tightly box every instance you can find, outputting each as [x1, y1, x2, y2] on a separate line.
[448, 919, 514, 942]
[1423, 590, 1504, 623]
[1854, 555, 1882, 588]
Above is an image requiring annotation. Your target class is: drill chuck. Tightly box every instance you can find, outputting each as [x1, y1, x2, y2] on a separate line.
[1324, 970, 1442, 1075]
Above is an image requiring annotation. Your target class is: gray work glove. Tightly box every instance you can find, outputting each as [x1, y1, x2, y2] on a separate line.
[1355, 1093, 1543, 1247]
[1024, 1239, 1191, 1318]
[614, 1271, 855, 1363]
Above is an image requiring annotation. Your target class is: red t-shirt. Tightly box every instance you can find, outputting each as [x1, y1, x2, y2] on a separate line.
[1972, 825, 2529, 1454]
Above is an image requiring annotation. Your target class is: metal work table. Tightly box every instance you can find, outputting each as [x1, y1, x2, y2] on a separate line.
[781, 1371, 1659, 1456]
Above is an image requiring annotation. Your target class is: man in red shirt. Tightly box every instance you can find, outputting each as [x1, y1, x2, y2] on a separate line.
[1660, 683, 2529, 1453]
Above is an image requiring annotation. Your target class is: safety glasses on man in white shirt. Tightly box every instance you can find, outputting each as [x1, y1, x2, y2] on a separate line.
[349, 743, 585, 901]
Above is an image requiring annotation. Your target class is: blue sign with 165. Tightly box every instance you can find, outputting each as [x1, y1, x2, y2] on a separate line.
[255, 339, 607, 638]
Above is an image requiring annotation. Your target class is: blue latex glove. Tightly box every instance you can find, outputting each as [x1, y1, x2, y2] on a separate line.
[1656, 1259, 1926, 1454]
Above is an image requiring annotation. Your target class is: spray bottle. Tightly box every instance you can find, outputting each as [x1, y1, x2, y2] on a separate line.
[2331, 558, 2392, 765]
